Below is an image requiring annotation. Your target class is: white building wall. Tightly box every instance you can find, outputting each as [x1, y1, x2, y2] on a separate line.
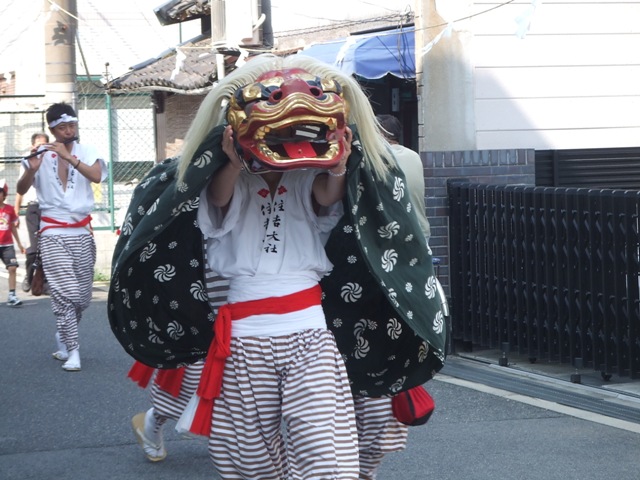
[468, 0, 640, 150]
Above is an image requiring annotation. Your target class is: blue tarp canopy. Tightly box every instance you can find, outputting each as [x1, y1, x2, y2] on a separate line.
[299, 28, 416, 80]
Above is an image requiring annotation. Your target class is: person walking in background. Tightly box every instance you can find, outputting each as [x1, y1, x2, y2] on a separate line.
[15, 132, 50, 293]
[0, 179, 25, 307]
[348, 114, 438, 479]
[129, 360, 206, 462]
[128, 272, 229, 463]
[16, 102, 108, 372]
[376, 114, 431, 250]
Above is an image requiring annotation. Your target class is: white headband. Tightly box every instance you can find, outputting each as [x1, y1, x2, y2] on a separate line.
[49, 113, 78, 128]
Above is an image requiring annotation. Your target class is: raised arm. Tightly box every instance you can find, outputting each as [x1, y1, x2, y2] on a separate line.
[207, 126, 245, 208]
[312, 127, 352, 207]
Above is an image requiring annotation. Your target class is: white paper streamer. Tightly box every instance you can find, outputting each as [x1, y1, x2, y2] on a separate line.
[421, 23, 454, 55]
[515, 0, 542, 39]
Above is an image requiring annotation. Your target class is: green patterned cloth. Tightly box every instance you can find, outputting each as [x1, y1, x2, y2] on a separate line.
[108, 125, 446, 396]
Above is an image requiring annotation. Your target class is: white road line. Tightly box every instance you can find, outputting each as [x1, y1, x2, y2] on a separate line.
[435, 374, 640, 434]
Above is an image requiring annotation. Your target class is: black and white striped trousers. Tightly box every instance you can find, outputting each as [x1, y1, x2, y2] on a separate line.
[39, 234, 95, 352]
[208, 329, 360, 480]
[354, 396, 409, 479]
[150, 272, 229, 420]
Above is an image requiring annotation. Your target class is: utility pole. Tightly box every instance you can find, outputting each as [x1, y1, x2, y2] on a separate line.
[415, 0, 475, 151]
[211, 0, 226, 79]
[44, 0, 77, 107]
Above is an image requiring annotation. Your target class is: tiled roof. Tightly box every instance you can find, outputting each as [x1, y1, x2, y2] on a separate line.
[107, 34, 239, 94]
[106, 1, 410, 94]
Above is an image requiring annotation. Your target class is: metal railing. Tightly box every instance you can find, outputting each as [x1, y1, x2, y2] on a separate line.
[448, 180, 640, 379]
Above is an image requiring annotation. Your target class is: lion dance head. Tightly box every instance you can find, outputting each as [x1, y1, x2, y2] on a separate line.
[178, 54, 391, 181]
[227, 68, 350, 173]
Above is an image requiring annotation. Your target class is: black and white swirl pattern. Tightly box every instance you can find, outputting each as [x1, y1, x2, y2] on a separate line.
[121, 213, 133, 236]
[425, 276, 437, 299]
[418, 341, 429, 362]
[147, 198, 159, 215]
[354, 318, 368, 337]
[139, 243, 157, 262]
[340, 282, 363, 302]
[149, 332, 164, 344]
[392, 176, 405, 201]
[354, 335, 370, 359]
[121, 288, 131, 308]
[381, 249, 398, 272]
[377, 221, 400, 239]
[167, 320, 185, 340]
[194, 150, 213, 168]
[146, 316, 161, 332]
[386, 317, 402, 339]
[171, 198, 199, 216]
[390, 376, 406, 393]
[154, 264, 176, 282]
[433, 310, 444, 334]
[190, 281, 208, 302]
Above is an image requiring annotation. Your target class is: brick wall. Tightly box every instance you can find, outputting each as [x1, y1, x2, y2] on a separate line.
[164, 94, 206, 159]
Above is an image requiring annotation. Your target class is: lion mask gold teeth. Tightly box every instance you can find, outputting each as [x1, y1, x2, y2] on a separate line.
[227, 68, 349, 173]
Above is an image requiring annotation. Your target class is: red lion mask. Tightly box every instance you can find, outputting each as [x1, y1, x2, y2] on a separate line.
[226, 68, 349, 173]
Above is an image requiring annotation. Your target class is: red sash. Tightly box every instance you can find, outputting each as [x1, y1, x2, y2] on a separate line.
[39, 215, 93, 234]
[189, 284, 322, 436]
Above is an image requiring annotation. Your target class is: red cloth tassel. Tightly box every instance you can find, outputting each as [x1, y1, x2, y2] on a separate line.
[128, 361, 186, 398]
[188, 285, 322, 436]
[155, 367, 186, 397]
[127, 361, 155, 388]
[190, 396, 214, 436]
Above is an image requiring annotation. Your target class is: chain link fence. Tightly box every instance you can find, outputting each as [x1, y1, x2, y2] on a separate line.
[0, 79, 156, 232]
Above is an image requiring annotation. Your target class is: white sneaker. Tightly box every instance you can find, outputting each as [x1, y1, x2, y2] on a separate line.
[52, 332, 69, 361]
[52, 350, 69, 361]
[62, 349, 81, 371]
[132, 410, 167, 462]
[7, 294, 22, 307]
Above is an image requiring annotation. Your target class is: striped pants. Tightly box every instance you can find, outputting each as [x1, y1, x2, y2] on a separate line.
[151, 272, 229, 422]
[353, 396, 409, 480]
[150, 361, 205, 421]
[208, 329, 360, 480]
[40, 234, 95, 352]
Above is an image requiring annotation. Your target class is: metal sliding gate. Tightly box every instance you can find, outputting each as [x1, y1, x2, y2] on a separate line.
[448, 180, 640, 379]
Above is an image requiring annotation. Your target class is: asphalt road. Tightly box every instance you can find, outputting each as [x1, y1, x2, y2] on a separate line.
[1, 282, 639, 480]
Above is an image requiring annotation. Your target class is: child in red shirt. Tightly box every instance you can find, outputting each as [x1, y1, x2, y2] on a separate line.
[0, 179, 25, 306]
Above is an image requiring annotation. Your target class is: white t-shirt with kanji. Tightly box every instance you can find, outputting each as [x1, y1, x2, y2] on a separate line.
[198, 168, 343, 336]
